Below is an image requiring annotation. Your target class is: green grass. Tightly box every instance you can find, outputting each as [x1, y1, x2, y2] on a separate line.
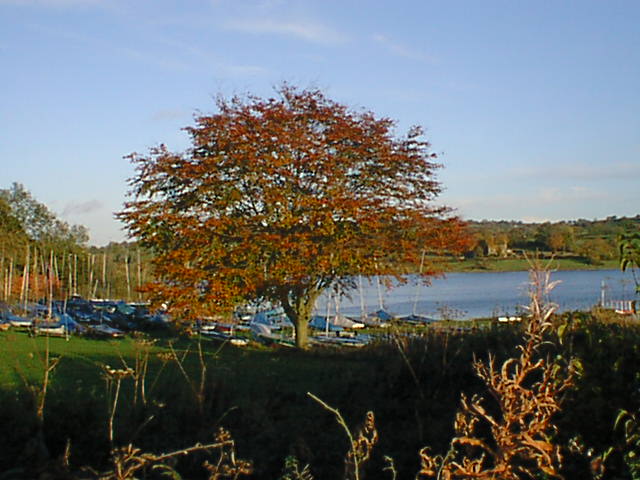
[2, 315, 640, 479]
[0, 329, 384, 478]
[0, 328, 375, 410]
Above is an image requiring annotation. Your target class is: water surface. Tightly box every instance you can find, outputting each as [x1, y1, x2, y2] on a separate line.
[317, 269, 636, 320]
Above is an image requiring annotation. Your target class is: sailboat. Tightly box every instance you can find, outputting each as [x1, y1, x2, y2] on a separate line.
[308, 286, 371, 348]
[359, 275, 392, 327]
[310, 288, 365, 332]
[398, 251, 438, 325]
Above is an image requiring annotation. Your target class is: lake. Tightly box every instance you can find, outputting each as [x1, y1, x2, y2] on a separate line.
[317, 269, 637, 320]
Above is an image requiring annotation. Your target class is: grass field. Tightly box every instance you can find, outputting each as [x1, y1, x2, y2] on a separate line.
[1, 312, 640, 479]
[0, 328, 390, 478]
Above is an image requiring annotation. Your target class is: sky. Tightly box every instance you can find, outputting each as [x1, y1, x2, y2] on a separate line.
[1, 0, 639, 246]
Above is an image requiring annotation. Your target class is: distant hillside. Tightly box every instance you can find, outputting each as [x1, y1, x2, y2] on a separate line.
[462, 215, 640, 265]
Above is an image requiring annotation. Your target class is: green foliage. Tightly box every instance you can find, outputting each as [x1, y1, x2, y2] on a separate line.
[279, 456, 313, 480]
[619, 232, 640, 296]
[615, 410, 640, 479]
[2, 313, 640, 479]
[0, 183, 105, 305]
[0, 196, 26, 237]
[0, 196, 30, 258]
[578, 237, 617, 265]
[466, 216, 640, 264]
[0, 182, 89, 248]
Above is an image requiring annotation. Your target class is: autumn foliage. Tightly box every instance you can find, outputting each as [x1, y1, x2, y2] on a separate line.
[119, 85, 469, 347]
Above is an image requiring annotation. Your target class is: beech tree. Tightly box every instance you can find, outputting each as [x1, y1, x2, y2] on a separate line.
[119, 85, 469, 348]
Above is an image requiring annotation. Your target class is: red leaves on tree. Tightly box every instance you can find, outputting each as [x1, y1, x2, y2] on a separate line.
[118, 85, 470, 347]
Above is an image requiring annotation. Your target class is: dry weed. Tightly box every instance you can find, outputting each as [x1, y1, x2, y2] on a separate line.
[307, 392, 378, 480]
[81, 427, 251, 480]
[417, 265, 576, 479]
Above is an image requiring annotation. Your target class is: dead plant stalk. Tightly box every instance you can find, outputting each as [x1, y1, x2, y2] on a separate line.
[417, 263, 576, 480]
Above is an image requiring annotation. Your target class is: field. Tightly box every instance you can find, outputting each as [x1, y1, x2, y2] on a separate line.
[1, 310, 640, 479]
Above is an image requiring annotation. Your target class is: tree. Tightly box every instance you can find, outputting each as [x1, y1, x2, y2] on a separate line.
[577, 238, 615, 265]
[0, 196, 26, 238]
[547, 229, 565, 253]
[0, 196, 30, 257]
[543, 224, 575, 253]
[0, 182, 89, 248]
[619, 231, 640, 295]
[119, 85, 469, 348]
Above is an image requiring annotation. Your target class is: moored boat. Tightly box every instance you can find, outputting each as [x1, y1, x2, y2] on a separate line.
[87, 323, 125, 339]
[34, 321, 66, 337]
[6, 312, 33, 328]
[197, 321, 249, 346]
[310, 331, 371, 348]
[398, 313, 439, 325]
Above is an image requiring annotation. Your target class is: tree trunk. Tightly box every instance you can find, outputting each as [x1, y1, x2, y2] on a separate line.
[293, 316, 309, 349]
[280, 287, 319, 349]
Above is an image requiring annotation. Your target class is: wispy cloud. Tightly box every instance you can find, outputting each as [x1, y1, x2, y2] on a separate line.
[226, 18, 347, 45]
[0, 0, 104, 7]
[62, 199, 103, 216]
[372, 33, 432, 61]
[119, 43, 267, 77]
[447, 185, 608, 221]
[123, 36, 268, 77]
[510, 162, 640, 181]
[220, 63, 267, 76]
[454, 186, 604, 209]
[120, 46, 192, 72]
[536, 186, 603, 204]
[150, 109, 190, 122]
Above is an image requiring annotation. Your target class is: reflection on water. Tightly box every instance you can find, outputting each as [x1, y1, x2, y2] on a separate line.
[316, 269, 636, 320]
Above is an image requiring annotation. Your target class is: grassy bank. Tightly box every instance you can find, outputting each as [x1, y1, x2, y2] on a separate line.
[1, 311, 639, 479]
[442, 256, 619, 272]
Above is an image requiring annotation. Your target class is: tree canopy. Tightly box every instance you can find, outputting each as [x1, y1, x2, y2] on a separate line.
[0, 195, 30, 257]
[119, 85, 469, 348]
[619, 231, 640, 296]
[0, 182, 89, 249]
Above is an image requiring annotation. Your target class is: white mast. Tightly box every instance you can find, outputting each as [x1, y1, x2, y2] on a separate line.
[412, 250, 426, 316]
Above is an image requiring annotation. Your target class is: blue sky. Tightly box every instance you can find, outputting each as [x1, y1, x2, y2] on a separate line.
[1, 0, 639, 245]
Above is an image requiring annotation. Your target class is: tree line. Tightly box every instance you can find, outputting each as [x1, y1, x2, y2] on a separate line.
[0, 183, 151, 306]
[2, 180, 637, 314]
[465, 216, 640, 264]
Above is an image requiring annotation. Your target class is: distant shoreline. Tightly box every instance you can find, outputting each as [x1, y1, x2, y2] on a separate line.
[440, 257, 619, 274]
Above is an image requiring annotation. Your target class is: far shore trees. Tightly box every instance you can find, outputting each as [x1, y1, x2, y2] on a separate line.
[0, 182, 89, 250]
[118, 85, 470, 348]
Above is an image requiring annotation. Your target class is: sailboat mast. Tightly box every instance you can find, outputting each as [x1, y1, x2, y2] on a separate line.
[125, 255, 131, 302]
[102, 252, 107, 299]
[73, 254, 78, 296]
[8, 259, 13, 303]
[47, 250, 53, 319]
[412, 250, 426, 316]
[376, 276, 384, 312]
[358, 275, 367, 320]
[88, 254, 94, 300]
[33, 248, 39, 301]
[136, 248, 142, 300]
[325, 288, 332, 337]
[22, 245, 30, 314]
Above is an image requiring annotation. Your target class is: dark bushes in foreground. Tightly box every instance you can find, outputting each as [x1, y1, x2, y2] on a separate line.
[0, 311, 639, 479]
